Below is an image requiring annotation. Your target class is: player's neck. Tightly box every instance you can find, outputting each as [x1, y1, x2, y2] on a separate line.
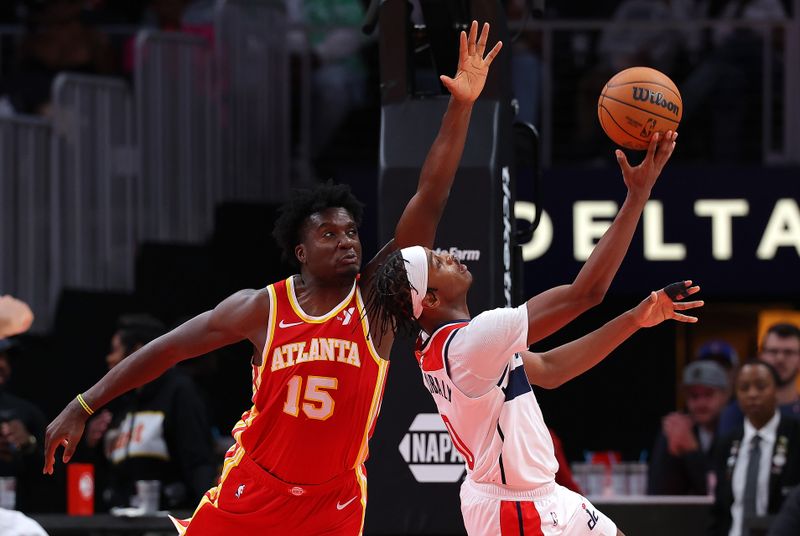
[292, 273, 354, 316]
[419, 304, 471, 335]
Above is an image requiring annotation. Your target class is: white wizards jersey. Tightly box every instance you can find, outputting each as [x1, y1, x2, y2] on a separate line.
[414, 309, 558, 488]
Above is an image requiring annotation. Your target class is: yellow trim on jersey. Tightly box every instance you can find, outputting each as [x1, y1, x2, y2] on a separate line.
[356, 464, 368, 535]
[214, 444, 245, 507]
[354, 356, 389, 465]
[170, 442, 244, 534]
[286, 276, 357, 323]
[355, 288, 385, 366]
[255, 284, 278, 391]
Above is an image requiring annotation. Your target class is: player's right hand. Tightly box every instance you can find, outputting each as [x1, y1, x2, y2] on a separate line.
[43, 400, 88, 475]
[615, 130, 678, 198]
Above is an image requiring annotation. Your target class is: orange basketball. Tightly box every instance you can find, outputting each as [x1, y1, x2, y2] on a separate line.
[597, 66, 682, 150]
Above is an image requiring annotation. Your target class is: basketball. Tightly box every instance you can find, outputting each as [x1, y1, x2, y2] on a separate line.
[597, 66, 682, 150]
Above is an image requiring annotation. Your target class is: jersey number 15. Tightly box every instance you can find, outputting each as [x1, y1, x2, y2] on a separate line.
[283, 375, 338, 420]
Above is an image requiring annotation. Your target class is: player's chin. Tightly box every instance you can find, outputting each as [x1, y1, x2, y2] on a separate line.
[337, 263, 361, 278]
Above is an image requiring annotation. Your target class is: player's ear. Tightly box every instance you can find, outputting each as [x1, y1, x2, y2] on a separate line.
[295, 244, 306, 265]
[422, 290, 439, 310]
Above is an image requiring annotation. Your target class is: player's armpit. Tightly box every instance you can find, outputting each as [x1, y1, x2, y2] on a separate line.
[519, 351, 561, 390]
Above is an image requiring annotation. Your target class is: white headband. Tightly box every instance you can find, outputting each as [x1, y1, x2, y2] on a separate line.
[400, 246, 429, 319]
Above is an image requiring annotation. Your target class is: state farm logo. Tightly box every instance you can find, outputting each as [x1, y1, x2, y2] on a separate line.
[398, 413, 465, 483]
[433, 247, 480, 262]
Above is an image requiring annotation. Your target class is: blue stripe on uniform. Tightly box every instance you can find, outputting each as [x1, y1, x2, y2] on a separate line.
[503, 361, 532, 402]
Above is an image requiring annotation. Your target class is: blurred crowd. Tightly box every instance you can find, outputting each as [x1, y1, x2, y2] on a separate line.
[0, 0, 794, 168]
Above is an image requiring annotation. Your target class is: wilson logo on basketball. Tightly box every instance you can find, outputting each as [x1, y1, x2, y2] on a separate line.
[631, 87, 680, 117]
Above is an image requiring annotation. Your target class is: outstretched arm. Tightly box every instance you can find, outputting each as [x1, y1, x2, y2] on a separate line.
[366, 21, 502, 270]
[43, 289, 268, 474]
[525, 131, 678, 345]
[523, 280, 702, 389]
[393, 21, 502, 250]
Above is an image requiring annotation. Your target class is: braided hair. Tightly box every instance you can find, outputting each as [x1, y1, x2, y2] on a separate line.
[272, 180, 364, 269]
[366, 250, 421, 343]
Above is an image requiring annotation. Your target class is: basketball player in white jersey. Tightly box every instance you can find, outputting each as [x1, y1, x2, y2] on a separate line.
[365, 129, 699, 535]
[369, 247, 702, 535]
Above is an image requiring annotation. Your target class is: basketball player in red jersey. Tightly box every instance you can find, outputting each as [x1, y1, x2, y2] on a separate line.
[42, 21, 502, 536]
[367, 132, 684, 535]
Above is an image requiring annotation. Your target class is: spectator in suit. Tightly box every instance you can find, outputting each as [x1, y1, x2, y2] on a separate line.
[649, 360, 730, 495]
[718, 323, 800, 437]
[709, 359, 800, 536]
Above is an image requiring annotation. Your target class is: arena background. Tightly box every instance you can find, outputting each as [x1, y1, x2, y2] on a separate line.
[0, 0, 798, 534]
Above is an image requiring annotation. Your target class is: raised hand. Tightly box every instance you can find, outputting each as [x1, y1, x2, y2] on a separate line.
[634, 280, 703, 328]
[440, 21, 503, 104]
[616, 130, 678, 198]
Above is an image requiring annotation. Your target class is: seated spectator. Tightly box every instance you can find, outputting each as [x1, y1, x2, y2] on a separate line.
[649, 360, 729, 495]
[768, 484, 800, 536]
[78, 314, 215, 511]
[709, 360, 800, 536]
[0, 339, 47, 512]
[718, 323, 800, 437]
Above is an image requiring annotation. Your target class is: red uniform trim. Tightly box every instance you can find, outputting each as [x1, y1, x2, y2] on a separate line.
[500, 500, 543, 535]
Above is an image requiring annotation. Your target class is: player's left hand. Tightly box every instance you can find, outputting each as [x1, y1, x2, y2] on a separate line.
[633, 280, 703, 328]
[616, 130, 678, 198]
[440, 20, 503, 104]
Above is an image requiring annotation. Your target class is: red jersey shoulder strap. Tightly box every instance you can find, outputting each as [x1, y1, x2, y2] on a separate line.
[415, 321, 469, 372]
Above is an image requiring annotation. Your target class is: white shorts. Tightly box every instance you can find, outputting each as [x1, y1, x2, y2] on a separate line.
[460, 479, 618, 536]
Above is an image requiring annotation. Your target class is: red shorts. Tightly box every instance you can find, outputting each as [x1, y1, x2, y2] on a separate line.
[171, 448, 368, 536]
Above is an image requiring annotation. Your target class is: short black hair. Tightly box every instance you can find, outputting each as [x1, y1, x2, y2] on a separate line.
[366, 250, 419, 343]
[737, 358, 781, 387]
[116, 314, 166, 354]
[764, 322, 800, 342]
[272, 181, 364, 269]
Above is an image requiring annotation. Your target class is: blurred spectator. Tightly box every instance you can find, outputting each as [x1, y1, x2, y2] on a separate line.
[698, 339, 740, 387]
[0, 339, 47, 512]
[768, 484, 800, 536]
[287, 0, 370, 160]
[0, 297, 33, 339]
[718, 323, 800, 437]
[709, 359, 800, 536]
[0, 0, 115, 115]
[77, 314, 215, 511]
[680, 0, 787, 162]
[649, 360, 729, 495]
[122, 0, 215, 75]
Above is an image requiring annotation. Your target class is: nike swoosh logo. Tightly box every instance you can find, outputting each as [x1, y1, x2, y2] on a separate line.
[336, 496, 358, 510]
[279, 320, 304, 328]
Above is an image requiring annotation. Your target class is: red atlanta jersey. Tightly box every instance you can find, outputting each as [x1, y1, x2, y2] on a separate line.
[234, 276, 389, 484]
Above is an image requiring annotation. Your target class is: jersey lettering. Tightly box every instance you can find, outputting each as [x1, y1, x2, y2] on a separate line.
[270, 338, 361, 371]
[423, 372, 452, 402]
